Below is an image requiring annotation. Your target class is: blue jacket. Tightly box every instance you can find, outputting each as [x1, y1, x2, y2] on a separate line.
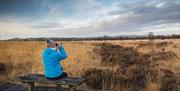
[42, 46, 67, 78]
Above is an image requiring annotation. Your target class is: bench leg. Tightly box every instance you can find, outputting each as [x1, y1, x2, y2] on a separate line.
[70, 88, 75, 91]
[55, 84, 76, 91]
[28, 82, 34, 91]
[69, 85, 75, 91]
[56, 84, 62, 91]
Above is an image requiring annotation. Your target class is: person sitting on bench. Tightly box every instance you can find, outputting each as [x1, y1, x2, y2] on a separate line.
[42, 39, 68, 79]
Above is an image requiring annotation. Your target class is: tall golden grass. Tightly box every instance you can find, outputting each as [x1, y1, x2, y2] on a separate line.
[0, 39, 179, 91]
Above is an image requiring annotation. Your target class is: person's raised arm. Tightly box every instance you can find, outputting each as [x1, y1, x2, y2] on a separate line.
[53, 43, 67, 61]
[57, 45, 67, 60]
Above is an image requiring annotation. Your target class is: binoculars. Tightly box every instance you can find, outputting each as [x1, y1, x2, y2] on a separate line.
[55, 43, 59, 46]
[55, 43, 62, 46]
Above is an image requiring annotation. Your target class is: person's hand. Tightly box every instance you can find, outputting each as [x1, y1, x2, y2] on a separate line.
[55, 43, 58, 46]
[56, 43, 63, 47]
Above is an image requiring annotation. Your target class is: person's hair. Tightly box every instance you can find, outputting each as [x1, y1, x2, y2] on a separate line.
[45, 38, 53, 48]
[45, 38, 51, 43]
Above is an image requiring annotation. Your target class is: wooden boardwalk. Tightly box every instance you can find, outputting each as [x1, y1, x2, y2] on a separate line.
[0, 74, 109, 91]
[17, 74, 85, 91]
[0, 83, 73, 91]
[0, 83, 110, 91]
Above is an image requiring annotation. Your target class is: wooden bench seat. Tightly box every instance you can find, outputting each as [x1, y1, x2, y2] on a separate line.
[18, 74, 84, 91]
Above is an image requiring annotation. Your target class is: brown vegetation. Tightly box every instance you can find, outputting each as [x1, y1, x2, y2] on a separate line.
[0, 39, 179, 91]
[84, 43, 159, 90]
[83, 41, 180, 91]
[160, 69, 179, 91]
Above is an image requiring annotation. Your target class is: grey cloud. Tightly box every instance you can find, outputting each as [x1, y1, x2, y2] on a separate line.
[27, 0, 180, 37]
[46, 0, 180, 36]
[31, 22, 64, 29]
[101, 0, 180, 33]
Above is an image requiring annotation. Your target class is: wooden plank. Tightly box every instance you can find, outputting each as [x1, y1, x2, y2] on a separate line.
[18, 74, 84, 86]
[70, 88, 75, 91]
[27, 82, 34, 91]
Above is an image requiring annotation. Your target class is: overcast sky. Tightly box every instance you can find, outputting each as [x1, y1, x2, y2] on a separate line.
[0, 0, 180, 40]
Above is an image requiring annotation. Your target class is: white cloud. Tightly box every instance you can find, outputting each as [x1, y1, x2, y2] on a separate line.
[140, 23, 180, 35]
[0, 21, 60, 39]
[0, 0, 180, 40]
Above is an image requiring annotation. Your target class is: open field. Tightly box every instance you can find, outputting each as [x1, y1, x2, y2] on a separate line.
[0, 39, 180, 91]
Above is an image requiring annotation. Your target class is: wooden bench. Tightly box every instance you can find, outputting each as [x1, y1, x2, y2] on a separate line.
[17, 74, 84, 91]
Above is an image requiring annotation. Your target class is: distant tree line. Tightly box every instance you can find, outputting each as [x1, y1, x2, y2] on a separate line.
[6, 34, 180, 41]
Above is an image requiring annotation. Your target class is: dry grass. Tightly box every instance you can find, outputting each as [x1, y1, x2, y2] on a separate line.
[83, 41, 179, 91]
[0, 39, 179, 91]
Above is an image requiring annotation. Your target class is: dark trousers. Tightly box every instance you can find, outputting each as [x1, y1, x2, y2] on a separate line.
[47, 72, 68, 80]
